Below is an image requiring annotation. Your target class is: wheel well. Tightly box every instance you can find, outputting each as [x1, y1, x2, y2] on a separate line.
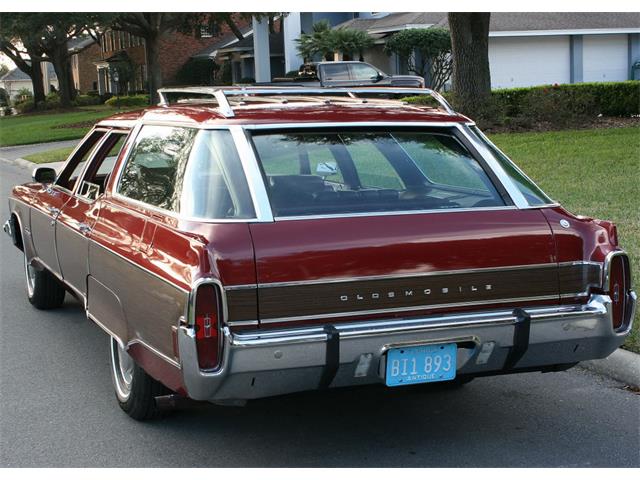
[11, 213, 24, 251]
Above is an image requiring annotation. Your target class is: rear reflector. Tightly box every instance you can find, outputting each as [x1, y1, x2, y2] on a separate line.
[194, 284, 220, 370]
[608, 254, 630, 330]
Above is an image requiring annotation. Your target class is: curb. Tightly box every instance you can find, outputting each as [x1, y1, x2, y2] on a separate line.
[580, 348, 640, 387]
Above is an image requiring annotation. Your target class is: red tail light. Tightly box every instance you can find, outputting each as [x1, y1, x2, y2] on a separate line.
[608, 254, 630, 330]
[194, 284, 221, 370]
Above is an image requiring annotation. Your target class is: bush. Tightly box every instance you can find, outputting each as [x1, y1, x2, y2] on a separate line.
[406, 81, 640, 128]
[74, 95, 102, 106]
[104, 94, 149, 107]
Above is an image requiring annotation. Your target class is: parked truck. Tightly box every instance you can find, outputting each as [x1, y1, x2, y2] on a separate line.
[271, 61, 425, 88]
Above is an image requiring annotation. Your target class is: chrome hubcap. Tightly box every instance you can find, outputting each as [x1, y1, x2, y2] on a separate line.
[24, 254, 35, 297]
[111, 338, 134, 400]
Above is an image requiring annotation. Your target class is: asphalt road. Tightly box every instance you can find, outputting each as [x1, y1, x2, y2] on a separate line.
[0, 159, 639, 468]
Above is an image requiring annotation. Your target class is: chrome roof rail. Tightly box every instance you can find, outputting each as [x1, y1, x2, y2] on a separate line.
[157, 86, 456, 118]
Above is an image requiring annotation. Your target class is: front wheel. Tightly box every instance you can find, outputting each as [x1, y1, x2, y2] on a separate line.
[109, 338, 168, 420]
[24, 253, 65, 309]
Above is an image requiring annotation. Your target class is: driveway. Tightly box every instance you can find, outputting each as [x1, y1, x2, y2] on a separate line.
[0, 139, 79, 160]
[0, 160, 639, 467]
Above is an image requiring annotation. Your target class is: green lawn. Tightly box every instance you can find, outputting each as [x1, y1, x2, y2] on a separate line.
[23, 146, 76, 164]
[0, 106, 136, 147]
[490, 126, 640, 352]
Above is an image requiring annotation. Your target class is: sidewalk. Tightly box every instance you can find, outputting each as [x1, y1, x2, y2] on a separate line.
[0, 139, 78, 161]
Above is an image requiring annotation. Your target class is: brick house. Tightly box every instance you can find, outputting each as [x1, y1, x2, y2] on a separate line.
[90, 20, 250, 96]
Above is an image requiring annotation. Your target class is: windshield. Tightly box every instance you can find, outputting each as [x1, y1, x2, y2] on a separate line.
[251, 129, 507, 217]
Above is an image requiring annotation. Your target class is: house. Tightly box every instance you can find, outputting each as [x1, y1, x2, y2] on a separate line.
[334, 12, 640, 89]
[93, 19, 251, 96]
[0, 62, 58, 100]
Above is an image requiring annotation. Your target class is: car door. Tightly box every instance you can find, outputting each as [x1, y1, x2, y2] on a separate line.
[56, 130, 129, 298]
[29, 129, 107, 276]
[247, 127, 562, 327]
[347, 63, 384, 86]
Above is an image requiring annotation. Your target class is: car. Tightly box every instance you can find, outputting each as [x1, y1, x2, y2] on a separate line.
[270, 61, 425, 88]
[4, 86, 636, 421]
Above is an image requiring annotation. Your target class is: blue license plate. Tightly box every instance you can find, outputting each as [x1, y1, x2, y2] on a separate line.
[385, 343, 457, 386]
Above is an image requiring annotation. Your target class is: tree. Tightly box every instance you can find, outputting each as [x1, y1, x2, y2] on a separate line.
[1, 13, 103, 109]
[296, 20, 334, 62]
[447, 13, 492, 116]
[0, 14, 47, 107]
[109, 13, 266, 104]
[296, 21, 374, 62]
[384, 28, 452, 91]
[331, 28, 374, 61]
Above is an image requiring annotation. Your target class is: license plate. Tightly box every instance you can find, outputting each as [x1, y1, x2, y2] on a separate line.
[385, 343, 457, 386]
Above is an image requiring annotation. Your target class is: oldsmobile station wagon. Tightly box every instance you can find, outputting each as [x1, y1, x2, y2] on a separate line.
[4, 87, 636, 420]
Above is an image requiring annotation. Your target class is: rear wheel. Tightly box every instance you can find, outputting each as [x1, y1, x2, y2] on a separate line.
[109, 338, 168, 421]
[24, 252, 65, 309]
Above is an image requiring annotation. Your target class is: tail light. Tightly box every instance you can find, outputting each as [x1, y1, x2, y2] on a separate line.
[607, 254, 631, 330]
[193, 284, 221, 370]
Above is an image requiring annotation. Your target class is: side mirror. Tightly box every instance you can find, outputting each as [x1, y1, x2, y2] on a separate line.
[32, 167, 57, 184]
[372, 72, 384, 82]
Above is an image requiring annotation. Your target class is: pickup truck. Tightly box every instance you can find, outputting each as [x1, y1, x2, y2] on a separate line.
[272, 61, 425, 88]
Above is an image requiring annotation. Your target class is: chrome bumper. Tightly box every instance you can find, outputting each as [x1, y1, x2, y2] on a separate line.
[177, 293, 636, 402]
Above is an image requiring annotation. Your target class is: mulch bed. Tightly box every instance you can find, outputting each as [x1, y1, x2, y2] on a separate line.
[484, 115, 640, 134]
[53, 119, 102, 129]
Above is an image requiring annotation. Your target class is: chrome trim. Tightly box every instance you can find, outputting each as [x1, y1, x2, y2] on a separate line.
[274, 205, 519, 221]
[3, 219, 12, 238]
[226, 320, 260, 327]
[90, 241, 190, 293]
[224, 260, 599, 290]
[229, 125, 274, 223]
[126, 338, 181, 369]
[603, 250, 633, 290]
[260, 294, 561, 325]
[458, 124, 530, 208]
[244, 121, 463, 130]
[468, 125, 557, 206]
[177, 293, 630, 401]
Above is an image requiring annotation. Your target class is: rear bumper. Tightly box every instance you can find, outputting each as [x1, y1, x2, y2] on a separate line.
[177, 292, 636, 402]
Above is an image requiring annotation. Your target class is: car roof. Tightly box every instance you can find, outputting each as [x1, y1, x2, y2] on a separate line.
[97, 102, 470, 128]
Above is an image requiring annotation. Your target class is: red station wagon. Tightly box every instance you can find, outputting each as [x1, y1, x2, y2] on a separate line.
[4, 87, 636, 420]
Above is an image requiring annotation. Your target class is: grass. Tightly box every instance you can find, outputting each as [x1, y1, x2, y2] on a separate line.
[490, 126, 640, 353]
[0, 105, 137, 147]
[22, 146, 76, 164]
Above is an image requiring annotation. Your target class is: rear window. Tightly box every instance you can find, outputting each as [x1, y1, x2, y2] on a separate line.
[251, 130, 506, 217]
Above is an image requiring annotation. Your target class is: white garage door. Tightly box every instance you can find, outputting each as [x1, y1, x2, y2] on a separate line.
[489, 36, 570, 88]
[583, 34, 629, 82]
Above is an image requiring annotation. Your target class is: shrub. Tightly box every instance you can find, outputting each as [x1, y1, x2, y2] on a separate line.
[74, 95, 102, 106]
[406, 81, 640, 128]
[104, 94, 149, 107]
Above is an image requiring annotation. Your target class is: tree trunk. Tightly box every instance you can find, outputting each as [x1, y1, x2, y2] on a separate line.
[30, 58, 45, 106]
[50, 49, 72, 108]
[145, 34, 162, 104]
[448, 12, 491, 117]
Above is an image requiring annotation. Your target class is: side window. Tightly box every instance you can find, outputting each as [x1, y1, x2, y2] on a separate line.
[77, 132, 128, 200]
[56, 130, 107, 191]
[322, 64, 350, 81]
[342, 135, 403, 190]
[469, 126, 554, 206]
[396, 133, 491, 192]
[349, 63, 379, 81]
[180, 130, 255, 219]
[117, 126, 196, 211]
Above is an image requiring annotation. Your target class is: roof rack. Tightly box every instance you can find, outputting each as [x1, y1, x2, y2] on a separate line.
[156, 86, 455, 118]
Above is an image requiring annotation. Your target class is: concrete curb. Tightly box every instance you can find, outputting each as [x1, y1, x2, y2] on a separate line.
[0, 156, 63, 172]
[581, 348, 640, 387]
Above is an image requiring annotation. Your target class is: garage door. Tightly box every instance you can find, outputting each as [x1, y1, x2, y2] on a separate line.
[583, 34, 629, 82]
[489, 36, 570, 88]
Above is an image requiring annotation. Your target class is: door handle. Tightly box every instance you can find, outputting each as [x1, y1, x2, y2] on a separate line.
[78, 223, 92, 234]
